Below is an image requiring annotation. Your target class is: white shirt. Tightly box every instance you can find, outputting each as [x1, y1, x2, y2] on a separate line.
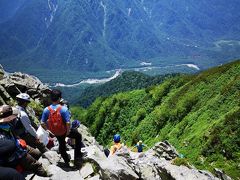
[16, 106, 37, 138]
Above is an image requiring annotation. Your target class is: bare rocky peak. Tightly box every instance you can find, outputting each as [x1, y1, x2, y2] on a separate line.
[0, 65, 51, 105]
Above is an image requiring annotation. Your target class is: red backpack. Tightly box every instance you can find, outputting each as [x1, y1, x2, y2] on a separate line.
[47, 106, 67, 136]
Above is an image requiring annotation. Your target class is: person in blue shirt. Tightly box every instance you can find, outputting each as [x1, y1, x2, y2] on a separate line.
[134, 140, 146, 153]
[41, 89, 83, 168]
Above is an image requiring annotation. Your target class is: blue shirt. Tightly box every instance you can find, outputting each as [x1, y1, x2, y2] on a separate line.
[135, 144, 145, 152]
[41, 104, 70, 123]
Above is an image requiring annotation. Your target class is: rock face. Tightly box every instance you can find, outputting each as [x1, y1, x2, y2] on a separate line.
[0, 66, 51, 105]
[27, 124, 221, 180]
[152, 140, 179, 160]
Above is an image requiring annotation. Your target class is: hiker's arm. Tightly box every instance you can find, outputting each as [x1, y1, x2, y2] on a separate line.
[20, 112, 37, 138]
[40, 108, 49, 131]
[41, 122, 48, 131]
[62, 107, 71, 135]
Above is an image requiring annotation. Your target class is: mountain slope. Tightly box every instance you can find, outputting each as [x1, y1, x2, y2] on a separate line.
[72, 60, 240, 178]
[0, 0, 240, 75]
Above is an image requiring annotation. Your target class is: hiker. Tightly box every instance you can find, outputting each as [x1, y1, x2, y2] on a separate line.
[15, 93, 48, 153]
[109, 134, 123, 156]
[133, 140, 146, 153]
[60, 99, 86, 150]
[0, 105, 49, 177]
[41, 89, 83, 168]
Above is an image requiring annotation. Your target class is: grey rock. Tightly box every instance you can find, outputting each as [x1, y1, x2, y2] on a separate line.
[214, 168, 232, 180]
[153, 140, 179, 160]
[0, 95, 6, 105]
[25, 174, 48, 180]
[4, 83, 21, 97]
[87, 174, 101, 180]
[80, 163, 94, 179]
[38, 157, 51, 170]
[0, 85, 12, 101]
[42, 151, 61, 164]
[155, 159, 219, 180]
[99, 156, 139, 180]
[131, 149, 219, 180]
[199, 170, 220, 179]
[47, 164, 83, 180]
[0, 65, 4, 80]
[84, 145, 139, 180]
[138, 163, 161, 180]
[78, 125, 101, 148]
[0, 70, 50, 103]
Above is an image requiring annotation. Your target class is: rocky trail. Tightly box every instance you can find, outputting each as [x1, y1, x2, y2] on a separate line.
[25, 125, 230, 180]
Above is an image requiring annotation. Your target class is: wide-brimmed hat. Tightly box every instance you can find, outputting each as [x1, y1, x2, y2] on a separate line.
[0, 105, 19, 123]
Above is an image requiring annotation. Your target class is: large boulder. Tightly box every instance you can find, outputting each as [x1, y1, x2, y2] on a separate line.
[0, 64, 4, 80]
[0, 84, 13, 105]
[0, 70, 51, 103]
[83, 145, 139, 180]
[131, 149, 219, 180]
[78, 125, 102, 148]
[214, 168, 232, 180]
[153, 140, 179, 160]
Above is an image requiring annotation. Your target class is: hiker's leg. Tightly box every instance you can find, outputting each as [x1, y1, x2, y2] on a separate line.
[27, 145, 42, 160]
[68, 129, 82, 160]
[35, 141, 48, 154]
[56, 135, 70, 164]
[19, 153, 48, 177]
[0, 166, 25, 180]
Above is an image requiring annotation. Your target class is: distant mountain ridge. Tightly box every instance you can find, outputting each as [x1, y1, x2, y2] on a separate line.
[0, 0, 240, 74]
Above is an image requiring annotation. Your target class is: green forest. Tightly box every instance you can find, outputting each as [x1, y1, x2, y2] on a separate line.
[77, 71, 177, 107]
[72, 60, 240, 179]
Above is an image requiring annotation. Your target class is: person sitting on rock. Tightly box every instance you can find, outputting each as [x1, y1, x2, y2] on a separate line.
[41, 89, 83, 168]
[0, 105, 49, 177]
[109, 134, 123, 156]
[14, 93, 48, 154]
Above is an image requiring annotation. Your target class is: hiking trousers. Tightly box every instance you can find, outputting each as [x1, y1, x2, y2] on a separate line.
[68, 128, 82, 161]
[19, 151, 47, 177]
[20, 133, 47, 154]
[56, 129, 82, 163]
[0, 166, 25, 180]
[26, 145, 41, 160]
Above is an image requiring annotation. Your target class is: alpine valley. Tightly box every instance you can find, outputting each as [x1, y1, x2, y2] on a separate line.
[0, 1, 240, 179]
[0, 0, 240, 83]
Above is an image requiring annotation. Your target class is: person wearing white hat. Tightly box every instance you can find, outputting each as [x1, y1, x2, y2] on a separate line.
[15, 93, 48, 153]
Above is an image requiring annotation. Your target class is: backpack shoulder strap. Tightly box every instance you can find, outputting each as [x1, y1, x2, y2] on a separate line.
[56, 105, 62, 112]
[47, 106, 54, 113]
